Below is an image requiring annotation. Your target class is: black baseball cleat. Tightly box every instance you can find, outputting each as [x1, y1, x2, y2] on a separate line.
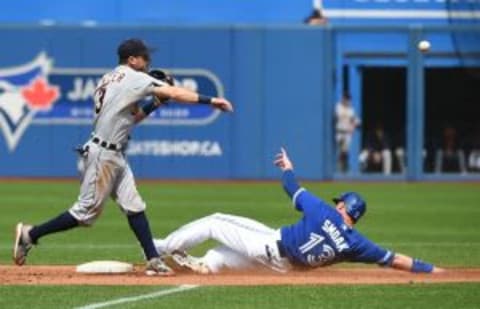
[13, 223, 33, 266]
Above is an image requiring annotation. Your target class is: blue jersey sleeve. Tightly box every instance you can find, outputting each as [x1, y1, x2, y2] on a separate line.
[350, 235, 394, 266]
[282, 170, 331, 214]
[281, 170, 301, 198]
[293, 189, 318, 212]
[293, 188, 335, 218]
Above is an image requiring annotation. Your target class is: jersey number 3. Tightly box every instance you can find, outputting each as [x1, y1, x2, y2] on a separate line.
[94, 86, 107, 114]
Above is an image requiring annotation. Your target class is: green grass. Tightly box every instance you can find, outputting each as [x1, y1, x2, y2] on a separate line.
[1, 180, 479, 308]
[0, 284, 479, 308]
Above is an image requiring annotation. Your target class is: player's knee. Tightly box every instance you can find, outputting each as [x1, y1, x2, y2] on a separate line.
[69, 202, 102, 226]
[125, 210, 143, 217]
[210, 212, 227, 220]
[118, 197, 146, 214]
[69, 212, 97, 227]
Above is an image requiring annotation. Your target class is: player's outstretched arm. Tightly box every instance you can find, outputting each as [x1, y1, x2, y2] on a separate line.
[152, 85, 233, 112]
[274, 147, 301, 198]
[391, 253, 445, 273]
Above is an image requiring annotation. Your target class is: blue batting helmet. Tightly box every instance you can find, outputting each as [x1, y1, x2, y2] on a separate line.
[332, 192, 367, 223]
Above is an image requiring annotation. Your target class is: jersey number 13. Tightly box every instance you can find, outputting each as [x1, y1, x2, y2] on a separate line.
[299, 232, 335, 267]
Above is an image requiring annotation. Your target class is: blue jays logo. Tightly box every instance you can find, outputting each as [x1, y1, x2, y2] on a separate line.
[0, 53, 222, 153]
[0, 53, 60, 151]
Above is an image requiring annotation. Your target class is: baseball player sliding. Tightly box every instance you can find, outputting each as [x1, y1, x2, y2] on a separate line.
[154, 148, 444, 275]
[13, 38, 233, 276]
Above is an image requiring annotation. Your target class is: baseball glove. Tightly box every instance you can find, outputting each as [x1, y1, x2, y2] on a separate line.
[149, 69, 174, 86]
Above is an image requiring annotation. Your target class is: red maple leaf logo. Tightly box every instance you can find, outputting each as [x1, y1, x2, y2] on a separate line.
[21, 77, 60, 111]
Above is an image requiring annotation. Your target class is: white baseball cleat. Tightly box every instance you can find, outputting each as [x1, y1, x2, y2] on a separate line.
[145, 257, 175, 276]
[171, 250, 211, 275]
[13, 223, 33, 266]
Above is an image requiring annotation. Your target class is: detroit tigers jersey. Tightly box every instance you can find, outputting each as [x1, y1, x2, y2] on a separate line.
[280, 189, 393, 268]
[93, 65, 165, 145]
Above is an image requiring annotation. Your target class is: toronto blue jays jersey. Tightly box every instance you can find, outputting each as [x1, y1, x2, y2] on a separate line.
[280, 188, 394, 268]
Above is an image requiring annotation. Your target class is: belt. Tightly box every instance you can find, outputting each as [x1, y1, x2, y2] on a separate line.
[276, 240, 287, 258]
[91, 137, 122, 151]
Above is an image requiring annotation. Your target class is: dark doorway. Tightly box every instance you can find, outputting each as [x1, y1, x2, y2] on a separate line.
[361, 67, 406, 173]
[361, 66, 480, 174]
[425, 67, 480, 173]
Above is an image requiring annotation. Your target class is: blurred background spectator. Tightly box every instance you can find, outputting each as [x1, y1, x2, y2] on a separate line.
[359, 123, 392, 175]
[304, 0, 327, 25]
[467, 126, 480, 172]
[434, 125, 467, 174]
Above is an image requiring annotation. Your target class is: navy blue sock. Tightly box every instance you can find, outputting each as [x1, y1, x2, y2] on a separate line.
[127, 211, 159, 260]
[29, 211, 79, 244]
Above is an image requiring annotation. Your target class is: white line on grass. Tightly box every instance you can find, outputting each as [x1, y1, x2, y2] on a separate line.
[0, 244, 137, 249]
[378, 242, 480, 247]
[74, 284, 199, 309]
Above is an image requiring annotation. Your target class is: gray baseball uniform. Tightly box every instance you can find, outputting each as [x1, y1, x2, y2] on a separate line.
[69, 65, 165, 225]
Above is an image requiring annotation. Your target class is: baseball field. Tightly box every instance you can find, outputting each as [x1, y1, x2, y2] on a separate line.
[1, 179, 479, 308]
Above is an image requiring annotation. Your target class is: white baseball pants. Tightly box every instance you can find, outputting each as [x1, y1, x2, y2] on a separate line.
[69, 142, 146, 225]
[154, 213, 292, 273]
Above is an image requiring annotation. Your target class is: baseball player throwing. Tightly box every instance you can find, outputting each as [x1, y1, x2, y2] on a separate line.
[154, 148, 443, 274]
[13, 38, 233, 276]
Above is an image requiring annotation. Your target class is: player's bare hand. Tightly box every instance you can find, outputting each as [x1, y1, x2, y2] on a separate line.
[274, 147, 294, 171]
[211, 97, 234, 112]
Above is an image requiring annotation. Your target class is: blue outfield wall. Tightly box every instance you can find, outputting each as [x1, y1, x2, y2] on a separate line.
[0, 25, 478, 179]
[0, 1, 479, 180]
[0, 26, 328, 179]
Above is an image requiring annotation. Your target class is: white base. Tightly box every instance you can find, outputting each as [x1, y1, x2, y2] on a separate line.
[76, 260, 134, 274]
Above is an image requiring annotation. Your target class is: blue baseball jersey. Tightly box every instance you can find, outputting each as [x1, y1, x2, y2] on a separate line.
[280, 188, 394, 268]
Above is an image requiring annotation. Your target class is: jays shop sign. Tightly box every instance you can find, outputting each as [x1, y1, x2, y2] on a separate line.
[0, 52, 224, 154]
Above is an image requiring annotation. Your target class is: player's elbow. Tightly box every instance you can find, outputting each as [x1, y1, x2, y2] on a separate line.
[153, 86, 175, 101]
[154, 85, 186, 101]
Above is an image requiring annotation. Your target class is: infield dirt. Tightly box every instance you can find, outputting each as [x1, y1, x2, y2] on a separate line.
[1, 266, 480, 286]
